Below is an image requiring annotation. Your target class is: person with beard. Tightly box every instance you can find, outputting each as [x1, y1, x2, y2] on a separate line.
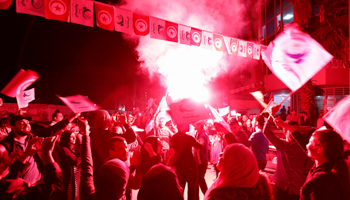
[0, 113, 79, 184]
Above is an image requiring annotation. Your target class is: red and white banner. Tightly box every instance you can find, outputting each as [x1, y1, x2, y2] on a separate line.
[201, 31, 214, 50]
[190, 27, 202, 47]
[178, 24, 191, 45]
[247, 42, 254, 58]
[17, 88, 35, 109]
[114, 7, 133, 34]
[253, 44, 261, 60]
[58, 94, 101, 113]
[237, 40, 247, 57]
[70, 0, 93, 27]
[0, 0, 12, 10]
[150, 16, 166, 40]
[230, 38, 239, 56]
[94, 2, 114, 31]
[218, 106, 230, 116]
[1, 69, 39, 98]
[324, 96, 350, 143]
[133, 12, 149, 36]
[45, 0, 70, 22]
[165, 21, 178, 43]
[250, 91, 267, 108]
[213, 34, 224, 51]
[16, 0, 45, 17]
[209, 105, 231, 132]
[262, 24, 333, 92]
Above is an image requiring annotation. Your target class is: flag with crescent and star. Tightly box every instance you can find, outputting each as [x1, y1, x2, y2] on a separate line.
[178, 24, 191, 45]
[213, 34, 224, 51]
[16, 0, 45, 16]
[237, 40, 247, 57]
[114, 7, 133, 34]
[58, 94, 101, 113]
[150, 16, 166, 40]
[0, 0, 12, 10]
[230, 38, 239, 56]
[201, 31, 214, 50]
[17, 88, 35, 109]
[247, 42, 254, 58]
[1, 69, 39, 98]
[165, 20, 178, 43]
[70, 0, 93, 27]
[45, 0, 70, 22]
[94, 2, 114, 31]
[190, 27, 202, 47]
[133, 12, 149, 36]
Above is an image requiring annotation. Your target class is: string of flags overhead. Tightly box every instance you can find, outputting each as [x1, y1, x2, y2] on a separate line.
[1, 0, 267, 60]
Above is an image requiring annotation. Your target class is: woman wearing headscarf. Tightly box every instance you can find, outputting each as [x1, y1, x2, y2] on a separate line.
[300, 129, 350, 200]
[204, 143, 274, 200]
[139, 136, 163, 176]
[137, 163, 183, 200]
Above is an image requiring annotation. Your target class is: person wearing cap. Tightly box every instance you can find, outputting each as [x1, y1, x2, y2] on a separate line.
[0, 113, 80, 184]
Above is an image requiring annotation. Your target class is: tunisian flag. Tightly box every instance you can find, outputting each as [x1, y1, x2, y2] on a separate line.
[58, 94, 101, 113]
[150, 16, 166, 40]
[45, 0, 70, 22]
[230, 38, 239, 56]
[324, 96, 350, 143]
[133, 12, 149, 36]
[94, 2, 114, 31]
[0, 0, 12, 10]
[17, 88, 35, 109]
[16, 0, 45, 17]
[165, 21, 178, 43]
[1, 69, 39, 98]
[213, 34, 224, 51]
[178, 24, 191, 45]
[190, 27, 202, 46]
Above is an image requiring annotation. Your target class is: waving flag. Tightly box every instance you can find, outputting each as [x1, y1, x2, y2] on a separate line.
[250, 91, 267, 108]
[253, 44, 261, 60]
[1, 69, 39, 98]
[190, 27, 202, 46]
[237, 40, 247, 57]
[218, 106, 230, 116]
[45, 0, 70, 22]
[178, 24, 191, 45]
[150, 16, 166, 40]
[261, 99, 277, 117]
[17, 88, 35, 109]
[230, 38, 238, 55]
[247, 42, 254, 58]
[223, 36, 232, 54]
[133, 12, 149, 36]
[262, 25, 333, 92]
[145, 96, 172, 133]
[58, 94, 101, 113]
[16, 0, 45, 16]
[324, 96, 350, 143]
[70, 0, 93, 27]
[0, 0, 12, 10]
[213, 34, 224, 51]
[94, 2, 114, 31]
[201, 31, 214, 50]
[114, 7, 133, 34]
[209, 105, 231, 132]
[165, 21, 178, 43]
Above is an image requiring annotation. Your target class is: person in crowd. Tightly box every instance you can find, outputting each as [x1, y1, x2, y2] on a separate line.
[204, 143, 274, 200]
[170, 126, 203, 200]
[280, 105, 287, 121]
[50, 110, 64, 126]
[286, 109, 300, 125]
[316, 111, 324, 129]
[264, 117, 314, 200]
[243, 118, 255, 137]
[59, 130, 81, 200]
[210, 133, 222, 178]
[154, 112, 176, 161]
[139, 136, 164, 176]
[249, 115, 269, 170]
[0, 113, 79, 184]
[193, 121, 210, 199]
[215, 119, 249, 147]
[300, 111, 313, 127]
[300, 129, 350, 200]
[0, 136, 63, 200]
[137, 163, 183, 200]
[0, 117, 11, 141]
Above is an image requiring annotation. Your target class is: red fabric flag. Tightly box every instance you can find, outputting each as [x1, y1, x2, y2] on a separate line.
[133, 12, 149, 36]
[247, 42, 254, 58]
[1, 69, 39, 98]
[260, 45, 267, 60]
[58, 94, 101, 113]
[45, 0, 70, 22]
[165, 20, 178, 43]
[70, 0, 94, 27]
[16, 0, 45, 17]
[94, 2, 114, 31]
[213, 34, 224, 51]
[190, 27, 202, 46]
[0, 0, 12, 10]
[237, 40, 247, 57]
[230, 38, 239, 56]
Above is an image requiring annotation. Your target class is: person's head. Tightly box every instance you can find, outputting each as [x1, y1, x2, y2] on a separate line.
[319, 111, 324, 117]
[291, 109, 296, 115]
[302, 111, 308, 117]
[246, 119, 251, 127]
[242, 115, 248, 122]
[142, 136, 163, 156]
[52, 110, 63, 123]
[194, 120, 206, 132]
[88, 110, 112, 130]
[158, 117, 166, 128]
[10, 115, 31, 136]
[307, 129, 344, 162]
[108, 136, 128, 161]
[284, 121, 299, 143]
[60, 130, 76, 147]
[229, 119, 240, 134]
[256, 115, 265, 130]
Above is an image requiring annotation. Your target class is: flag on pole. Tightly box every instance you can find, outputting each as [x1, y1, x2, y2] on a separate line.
[237, 40, 247, 57]
[324, 96, 350, 143]
[190, 27, 202, 46]
[250, 91, 267, 108]
[145, 96, 171, 133]
[94, 2, 114, 31]
[262, 24, 333, 92]
[0, 0, 12, 10]
[114, 7, 133, 34]
[165, 20, 178, 43]
[213, 34, 224, 51]
[201, 31, 214, 50]
[1, 69, 39, 98]
[70, 0, 93, 27]
[45, 0, 70, 22]
[218, 106, 230, 116]
[16, 0, 45, 16]
[230, 38, 239, 56]
[208, 105, 231, 132]
[133, 12, 149, 36]
[261, 99, 277, 117]
[253, 44, 261, 60]
[58, 94, 101, 113]
[150, 16, 166, 40]
[178, 24, 191, 45]
[247, 42, 254, 58]
[17, 88, 35, 109]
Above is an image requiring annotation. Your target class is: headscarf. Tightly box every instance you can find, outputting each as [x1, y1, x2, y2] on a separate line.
[95, 158, 129, 200]
[204, 144, 259, 199]
[140, 136, 161, 175]
[137, 163, 183, 200]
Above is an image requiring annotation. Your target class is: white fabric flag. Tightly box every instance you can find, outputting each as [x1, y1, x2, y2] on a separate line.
[114, 7, 133, 34]
[250, 91, 267, 108]
[218, 106, 230, 116]
[58, 94, 101, 113]
[201, 31, 214, 50]
[237, 40, 247, 57]
[145, 96, 172, 133]
[208, 105, 231, 132]
[253, 44, 261, 60]
[223, 36, 232, 54]
[150, 16, 166, 40]
[16, 88, 35, 109]
[324, 96, 350, 143]
[71, 0, 94, 27]
[262, 24, 333, 92]
[178, 24, 191, 45]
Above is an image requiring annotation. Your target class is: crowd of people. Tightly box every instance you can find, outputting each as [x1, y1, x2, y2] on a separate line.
[0, 103, 349, 200]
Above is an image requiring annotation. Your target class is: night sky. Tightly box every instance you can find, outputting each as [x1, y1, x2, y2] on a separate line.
[0, 3, 166, 110]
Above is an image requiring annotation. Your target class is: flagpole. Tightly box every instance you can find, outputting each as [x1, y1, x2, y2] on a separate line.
[278, 91, 294, 106]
